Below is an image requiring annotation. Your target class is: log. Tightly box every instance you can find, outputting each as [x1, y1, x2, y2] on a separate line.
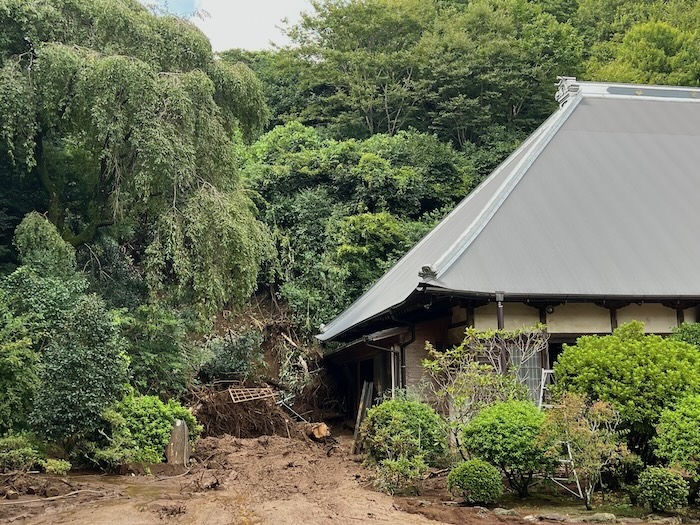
[303, 422, 330, 440]
[5, 490, 18, 500]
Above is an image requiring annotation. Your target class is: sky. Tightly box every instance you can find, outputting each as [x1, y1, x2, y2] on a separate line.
[149, 0, 313, 51]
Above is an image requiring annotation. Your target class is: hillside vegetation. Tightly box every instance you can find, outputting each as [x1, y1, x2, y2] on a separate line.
[1, 0, 699, 470]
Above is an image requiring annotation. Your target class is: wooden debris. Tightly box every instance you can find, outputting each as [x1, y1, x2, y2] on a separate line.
[303, 422, 330, 440]
[351, 381, 373, 454]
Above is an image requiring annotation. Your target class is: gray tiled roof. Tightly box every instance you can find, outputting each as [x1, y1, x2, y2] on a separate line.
[318, 79, 700, 342]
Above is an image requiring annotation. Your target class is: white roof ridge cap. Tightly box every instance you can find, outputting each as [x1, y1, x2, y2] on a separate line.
[431, 92, 584, 277]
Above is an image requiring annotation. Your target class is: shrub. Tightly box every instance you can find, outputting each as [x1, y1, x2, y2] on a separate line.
[13, 212, 76, 279]
[671, 322, 700, 350]
[42, 458, 71, 475]
[554, 322, 700, 448]
[200, 330, 266, 383]
[461, 400, 552, 497]
[655, 395, 700, 479]
[31, 295, 129, 447]
[447, 459, 504, 505]
[637, 467, 688, 513]
[0, 290, 39, 433]
[374, 455, 427, 496]
[0, 433, 44, 472]
[360, 398, 449, 466]
[93, 393, 202, 468]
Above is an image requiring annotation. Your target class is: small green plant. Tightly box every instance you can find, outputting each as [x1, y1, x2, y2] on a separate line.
[637, 467, 688, 513]
[461, 400, 552, 497]
[447, 459, 504, 504]
[374, 455, 427, 496]
[0, 433, 44, 472]
[42, 458, 71, 475]
[360, 398, 449, 466]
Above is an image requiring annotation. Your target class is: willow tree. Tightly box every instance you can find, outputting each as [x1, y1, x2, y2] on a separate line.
[0, 0, 271, 310]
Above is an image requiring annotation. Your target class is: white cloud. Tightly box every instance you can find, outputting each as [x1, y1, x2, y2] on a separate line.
[191, 0, 312, 52]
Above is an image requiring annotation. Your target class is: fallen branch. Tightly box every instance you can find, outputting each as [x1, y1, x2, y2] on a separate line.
[0, 489, 106, 505]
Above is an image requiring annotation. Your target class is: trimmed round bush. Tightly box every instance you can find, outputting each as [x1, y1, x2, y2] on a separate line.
[637, 467, 688, 513]
[375, 455, 428, 496]
[360, 398, 449, 466]
[447, 459, 503, 504]
[461, 400, 551, 497]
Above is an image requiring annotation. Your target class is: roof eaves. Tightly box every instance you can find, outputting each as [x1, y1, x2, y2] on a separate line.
[428, 92, 584, 280]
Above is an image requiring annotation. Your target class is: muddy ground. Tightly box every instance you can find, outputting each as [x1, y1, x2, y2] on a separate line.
[0, 433, 535, 525]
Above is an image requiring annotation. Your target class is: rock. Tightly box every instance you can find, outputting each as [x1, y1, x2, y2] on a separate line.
[617, 519, 643, 524]
[537, 513, 569, 522]
[583, 513, 616, 523]
[524, 516, 538, 522]
[648, 517, 681, 525]
[5, 490, 19, 500]
[45, 487, 60, 498]
[494, 508, 519, 516]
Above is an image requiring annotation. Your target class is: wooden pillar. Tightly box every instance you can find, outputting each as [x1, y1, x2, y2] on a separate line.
[496, 292, 506, 374]
[609, 307, 618, 331]
[677, 307, 685, 327]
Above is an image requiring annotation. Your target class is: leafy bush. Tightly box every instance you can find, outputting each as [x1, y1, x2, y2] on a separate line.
[637, 467, 688, 513]
[200, 330, 265, 382]
[13, 212, 76, 279]
[374, 455, 427, 496]
[117, 305, 194, 398]
[42, 458, 71, 475]
[447, 459, 504, 504]
[655, 395, 700, 479]
[0, 290, 39, 433]
[361, 398, 449, 466]
[671, 322, 700, 350]
[31, 295, 129, 446]
[554, 322, 700, 447]
[94, 393, 202, 467]
[0, 433, 44, 472]
[461, 400, 552, 497]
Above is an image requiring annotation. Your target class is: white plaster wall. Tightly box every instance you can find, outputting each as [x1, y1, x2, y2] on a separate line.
[684, 306, 698, 324]
[474, 303, 540, 331]
[617, 303, 677, 333]
[545, 303, 611, 334]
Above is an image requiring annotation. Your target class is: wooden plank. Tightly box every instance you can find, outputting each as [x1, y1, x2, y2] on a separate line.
[351, 381, 373, 454]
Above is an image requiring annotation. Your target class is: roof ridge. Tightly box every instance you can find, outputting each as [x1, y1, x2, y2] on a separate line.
[428, 92, 584, 280]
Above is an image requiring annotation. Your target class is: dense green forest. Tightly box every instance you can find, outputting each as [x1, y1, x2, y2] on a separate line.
[1, 0, 700, 468]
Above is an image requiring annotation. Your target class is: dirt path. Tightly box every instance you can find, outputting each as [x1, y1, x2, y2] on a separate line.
[0, 435, 528, 525]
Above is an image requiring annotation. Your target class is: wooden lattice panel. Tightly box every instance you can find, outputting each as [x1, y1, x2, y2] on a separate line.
[227, 387, 276, 404]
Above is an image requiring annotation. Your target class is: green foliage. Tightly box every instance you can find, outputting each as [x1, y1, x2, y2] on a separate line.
[423, 326, 543, 437]
[42, 458, 71, 475]
[461, 400, 552, 498]
[671, 322, 700, 349]
[13, 212, 76, 278]
[554, 322, 700, 448]
[117, 305, 194, 398]
[200, 330, 266, 383]
[94, 392, 201, 467]
[375, 455, 428, 496]
[0, 433, 44, 472]
[0, 0, 271, 312]
[637, 467, 688, 513]
[31, 295, 129, 446]
[361, 398, 449, 467]
[447, 459, 504, 505]
[0, 290, 39, 434]
[655, 395, 700, 480]
[541, 393, 627, 509]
